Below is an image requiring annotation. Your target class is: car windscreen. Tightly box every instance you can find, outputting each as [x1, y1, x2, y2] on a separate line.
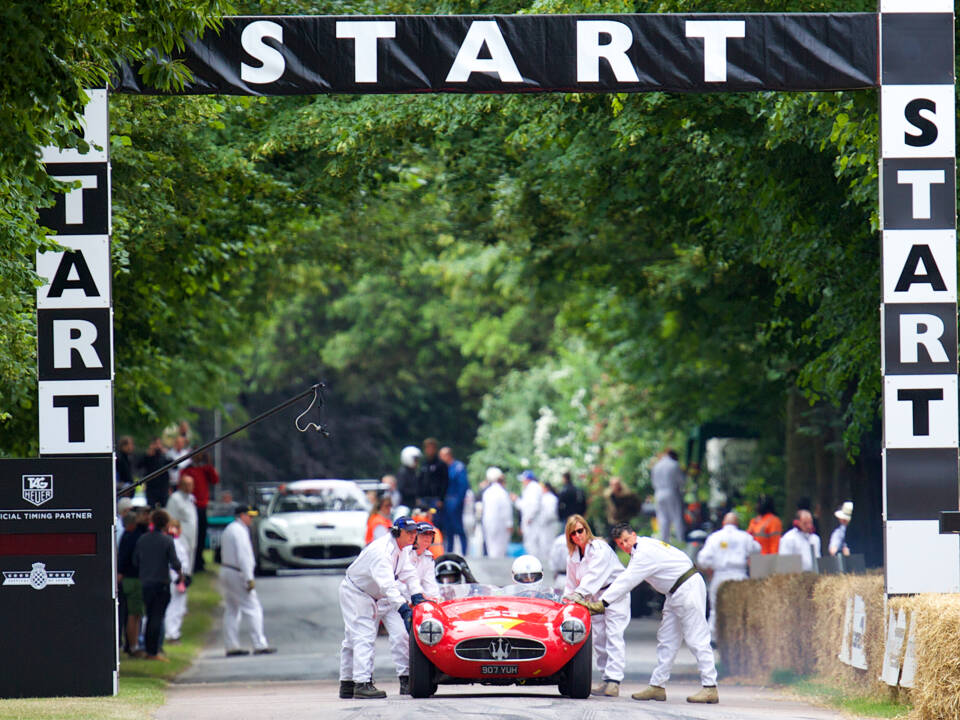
[437, 583, 561, 602]
[269, 489, 367, 513]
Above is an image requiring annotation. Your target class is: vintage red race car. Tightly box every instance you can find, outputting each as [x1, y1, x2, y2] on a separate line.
[408, 584, 593, 698]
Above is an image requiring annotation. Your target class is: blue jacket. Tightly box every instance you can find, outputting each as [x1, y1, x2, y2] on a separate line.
[444, 460, 469, 512]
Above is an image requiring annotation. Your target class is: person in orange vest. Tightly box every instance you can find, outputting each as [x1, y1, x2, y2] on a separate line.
[746, 497, 782, 554]
[365, 495, 394, 545]
[410, 508, 444, 558]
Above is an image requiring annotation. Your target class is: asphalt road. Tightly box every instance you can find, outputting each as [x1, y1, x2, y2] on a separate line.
[160, 560, 850, 720]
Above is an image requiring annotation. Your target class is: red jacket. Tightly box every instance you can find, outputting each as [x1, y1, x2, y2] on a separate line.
[180, 464, 219, 509]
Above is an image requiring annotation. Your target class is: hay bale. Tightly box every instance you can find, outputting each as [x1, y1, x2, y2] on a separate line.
[811, 573, 885, 696]
[715, 572, 818, 681]
[899, 594, 960, 720]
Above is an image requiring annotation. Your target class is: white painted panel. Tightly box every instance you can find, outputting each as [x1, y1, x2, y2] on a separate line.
[884, 374, 958, 448]
[881, 0, 953, 12]
[881, 85, 956, 159]
[40, 90, 108, 164]
[38, 379, 113, 454]
[882, 230, 956, 303]
[36, 235, 111, 309]
[886, 520, 960, 593]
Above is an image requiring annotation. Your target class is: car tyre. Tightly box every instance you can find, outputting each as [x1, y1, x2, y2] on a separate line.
[408, 628, 436, 698]
[562, 632, 592, 699]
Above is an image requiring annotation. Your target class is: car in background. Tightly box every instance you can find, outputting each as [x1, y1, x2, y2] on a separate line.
[408, 584, 593, 698]
[255, 479, 370, 573]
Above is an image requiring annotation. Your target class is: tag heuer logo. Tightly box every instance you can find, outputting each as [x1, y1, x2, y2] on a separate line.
[22, 474, 53, 507]
[3, 563, 75, 590]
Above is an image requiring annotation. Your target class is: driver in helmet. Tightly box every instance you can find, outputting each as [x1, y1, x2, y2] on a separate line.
[507, 554, 545, 595]
[434, 553, 478, 585]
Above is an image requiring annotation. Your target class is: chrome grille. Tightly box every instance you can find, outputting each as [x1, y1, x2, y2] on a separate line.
[454, 637, 546, 661]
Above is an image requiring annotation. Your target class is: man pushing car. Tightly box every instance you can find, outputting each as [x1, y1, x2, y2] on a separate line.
[339, 516, 425, 699]
[575, 522, 719, 704]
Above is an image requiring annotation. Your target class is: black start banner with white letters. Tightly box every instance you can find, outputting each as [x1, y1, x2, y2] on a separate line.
[114, 13, 879, 96]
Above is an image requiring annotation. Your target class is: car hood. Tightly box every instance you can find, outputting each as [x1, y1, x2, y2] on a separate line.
[437, 596, 561, 631]
[261, 511, 366, 542]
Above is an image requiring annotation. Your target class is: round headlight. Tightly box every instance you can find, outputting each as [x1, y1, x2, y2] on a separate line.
[417, 618, 444, 646]
[560, 618, 586, 645]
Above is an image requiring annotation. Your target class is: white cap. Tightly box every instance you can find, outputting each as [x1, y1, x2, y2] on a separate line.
[485, 466, 505, 483]
[835, 501, 853, 521]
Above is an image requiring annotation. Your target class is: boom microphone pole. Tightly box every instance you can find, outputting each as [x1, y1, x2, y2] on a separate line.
[118, 382, 328, 498]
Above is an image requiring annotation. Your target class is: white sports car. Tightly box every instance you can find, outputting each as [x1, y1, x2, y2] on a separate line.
[255, 479, 370, 572]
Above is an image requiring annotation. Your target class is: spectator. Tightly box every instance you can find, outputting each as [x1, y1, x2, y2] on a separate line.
[417, 438, 448, 513]
[829, 502, 853, 557]
[166, 474, 198, 579]
[481, 467, 513, 558]
[164, 518, 191, 642]
[116, 436, 135, 495]
[133, 509, 183, 661]
[536, 482, 561, 569]
[365, 495, 394, 544]
[696, 512, 761, 641]
[604, 477, 640, 530]
[556, 471, 586, 522]
[396, 446, 421, 509]
[779, 509, 821, 572]
[650, 450, 686, 544]
[116, 510, 143, 656]
[166, 434, 192, 490]
[140, 437, 170, 508]
[512, 470, 542, 555]
[381, 474, 401, 509]
[747, 496, 782, 554]
[439, 446, 469, 554]
[179, 450, 219, 572]
[116, 496, 133, 547]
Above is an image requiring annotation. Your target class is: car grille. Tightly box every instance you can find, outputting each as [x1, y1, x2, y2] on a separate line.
[292, 544, 360, 560]
[454, 637, 546, 661]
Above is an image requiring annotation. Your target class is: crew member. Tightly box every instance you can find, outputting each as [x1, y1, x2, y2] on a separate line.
[220, 506, 276, 657]
[368, 521, 441, 695]
[481, 467, 513, 558]
[365, 495, 393, 544]
[562, 515, 627, 698]
[514, 470, 542, 556]
[696, 512, 761, 641]
[579, 523, 719, 704]
[339, 516, 424, 700]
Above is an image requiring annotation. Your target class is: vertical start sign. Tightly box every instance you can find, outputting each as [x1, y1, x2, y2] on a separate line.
[879, 0, 960, 593]
[36, 89, 114, 455]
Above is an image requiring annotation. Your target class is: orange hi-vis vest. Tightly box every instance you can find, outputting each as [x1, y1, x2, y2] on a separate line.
[365, 513, 392, 545]
[747, 513, 782, 554]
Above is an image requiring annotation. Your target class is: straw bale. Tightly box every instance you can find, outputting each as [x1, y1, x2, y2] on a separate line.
[715, 573, 818, 680]
[900, 594, 960, 720]
[811, 573, 885, 696]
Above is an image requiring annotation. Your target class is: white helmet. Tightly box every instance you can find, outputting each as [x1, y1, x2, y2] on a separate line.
[400, 446, 422, 468]
[511, 555, 544, 591]
[485, 466, 505, 483]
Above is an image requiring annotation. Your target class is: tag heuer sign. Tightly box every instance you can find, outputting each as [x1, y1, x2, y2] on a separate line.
[22, 475, 53, 506]
[3, 563, 75, 590]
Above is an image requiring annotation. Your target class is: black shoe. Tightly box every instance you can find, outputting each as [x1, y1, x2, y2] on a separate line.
[339, 681, 355, 699]
[225, 649, 250, 657]
[353, 682, 387, 699]
[399, 675, 410, 695]
[253, 647, 277, 655]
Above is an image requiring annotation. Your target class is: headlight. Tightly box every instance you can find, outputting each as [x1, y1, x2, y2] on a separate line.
[264, 528, 288, 542]
[560, 618, 586, 645]
[417, 618, 444, 646]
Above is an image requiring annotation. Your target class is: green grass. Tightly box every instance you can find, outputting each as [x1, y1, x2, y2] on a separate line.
[0, 553, 220, 720]
[776, 674, 911, 719]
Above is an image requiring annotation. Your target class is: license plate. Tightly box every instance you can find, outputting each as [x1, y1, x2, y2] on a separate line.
[481, 665, 519, 675]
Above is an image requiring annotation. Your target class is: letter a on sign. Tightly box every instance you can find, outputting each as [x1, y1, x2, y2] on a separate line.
[446, 22, 523, 83]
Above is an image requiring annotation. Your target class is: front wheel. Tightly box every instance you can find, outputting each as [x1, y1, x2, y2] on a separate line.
[408, 629, 436, 698]
[561, 632, 592, 699]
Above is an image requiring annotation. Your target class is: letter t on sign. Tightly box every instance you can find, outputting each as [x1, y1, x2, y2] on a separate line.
[685, 20, 745, 82]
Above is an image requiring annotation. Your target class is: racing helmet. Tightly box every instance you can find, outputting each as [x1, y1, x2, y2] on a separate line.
[400, 445, 422, 468]
[435, 558, 464, 584]
[511, 555, 544, 591]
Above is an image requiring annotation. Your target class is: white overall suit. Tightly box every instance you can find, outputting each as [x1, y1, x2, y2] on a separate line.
[696, 524, 760, 639]
[339, 533, 422, 684]
[370, 546, 440, 679]
[601, 537, 716, 688]
[219, 520, 269, 652]
[515, 479, 542, 555]
[651, 455, 686, 545]
[481, 482, 513, 558]
[565, 537, 629, 683]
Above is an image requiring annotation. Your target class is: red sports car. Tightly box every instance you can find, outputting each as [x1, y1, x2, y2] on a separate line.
[408, 584, 593, 698]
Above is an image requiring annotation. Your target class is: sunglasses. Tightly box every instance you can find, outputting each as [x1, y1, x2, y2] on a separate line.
[570, 527, 586, 536]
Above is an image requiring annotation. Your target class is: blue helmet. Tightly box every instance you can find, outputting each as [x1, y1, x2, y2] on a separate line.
[416, 521, 436, 535]
[519, 470, 537, 482]
[393, 516, 417, 532]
